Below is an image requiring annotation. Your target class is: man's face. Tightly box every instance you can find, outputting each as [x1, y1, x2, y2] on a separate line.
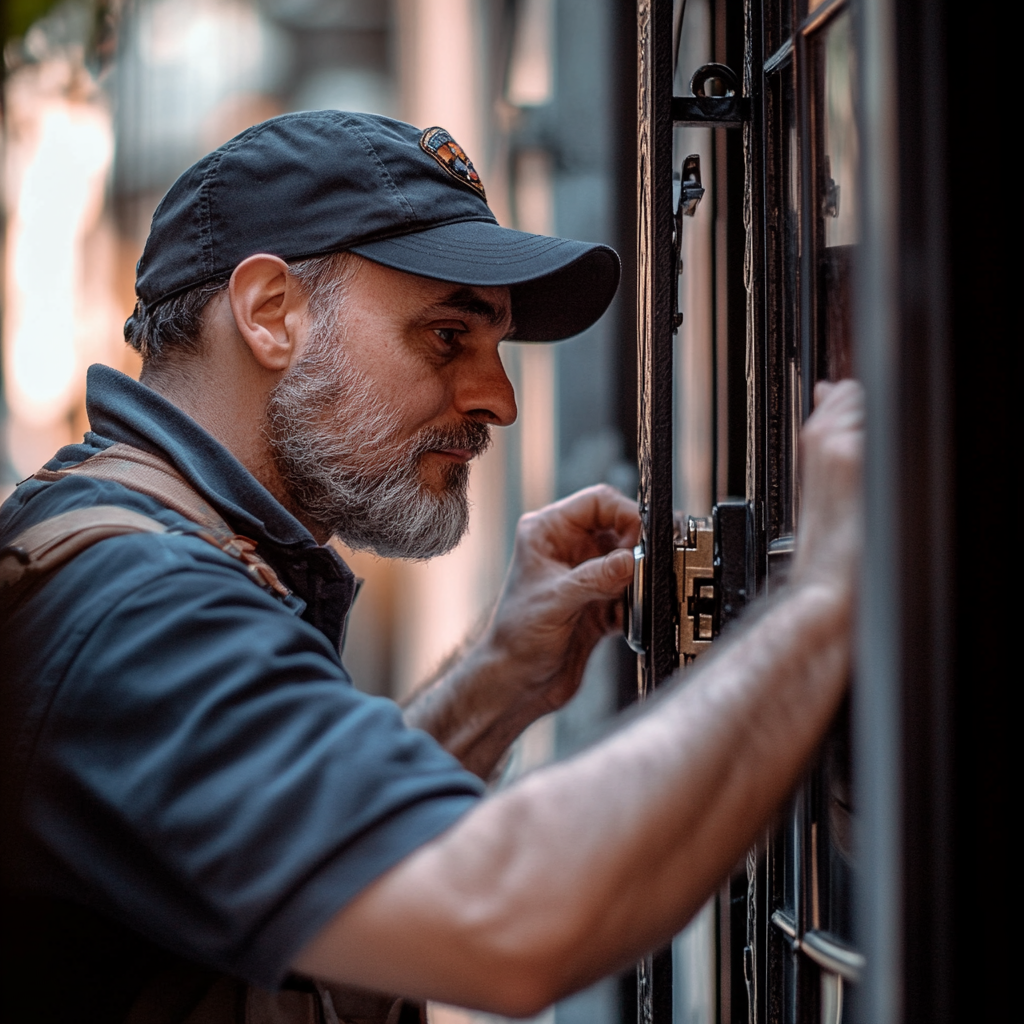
[264, 257, 516, 557]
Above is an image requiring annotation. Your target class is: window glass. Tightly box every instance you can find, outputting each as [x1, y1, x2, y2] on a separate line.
[819, 700, 854, 942]
[816, 8, 858, 381]
[812, 6, 857, 950]
[822, 10, 858, 249]
[767, 0, 793, 58]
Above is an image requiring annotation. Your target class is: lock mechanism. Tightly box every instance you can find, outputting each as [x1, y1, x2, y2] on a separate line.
[675, 516, 716, 665]
[623, 502, 751, 668]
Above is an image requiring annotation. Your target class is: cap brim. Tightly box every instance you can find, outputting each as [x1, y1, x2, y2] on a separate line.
[351, 221, 620, 342]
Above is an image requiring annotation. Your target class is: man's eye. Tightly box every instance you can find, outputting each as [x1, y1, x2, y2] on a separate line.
[434, 328, 459, 346]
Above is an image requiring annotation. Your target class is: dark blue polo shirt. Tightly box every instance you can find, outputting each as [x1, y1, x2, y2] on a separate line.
[0, 364, 483, 1008]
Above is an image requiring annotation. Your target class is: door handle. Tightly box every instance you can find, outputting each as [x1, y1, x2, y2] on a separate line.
[625, 541, 646, 654]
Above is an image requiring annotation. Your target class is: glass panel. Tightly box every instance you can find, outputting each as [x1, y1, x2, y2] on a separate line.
[816, 8, 859, 381]
[810, 7, 858, 951]
[822, 11, 858, 249]
[820, 972, 844, 1024]
[766, 0, 794, 57]
[818, 699, 855, 942]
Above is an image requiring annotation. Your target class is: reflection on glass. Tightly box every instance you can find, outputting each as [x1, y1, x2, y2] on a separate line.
[822, 11, 858, 248]
[821, 972, 843, 1024]
[817, 8, 858, 381]
[820, 698, 854, 942]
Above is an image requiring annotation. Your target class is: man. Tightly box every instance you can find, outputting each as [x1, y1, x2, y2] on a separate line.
[0, 112, 862, 1022]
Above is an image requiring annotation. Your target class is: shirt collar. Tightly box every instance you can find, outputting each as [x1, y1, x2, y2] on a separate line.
[85, 363, 359, 652]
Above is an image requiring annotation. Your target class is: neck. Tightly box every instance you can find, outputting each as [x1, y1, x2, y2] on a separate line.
[140, 356, 332, 545]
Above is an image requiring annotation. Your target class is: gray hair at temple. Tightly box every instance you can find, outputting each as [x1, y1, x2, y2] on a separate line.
[123, 252, 357, 363]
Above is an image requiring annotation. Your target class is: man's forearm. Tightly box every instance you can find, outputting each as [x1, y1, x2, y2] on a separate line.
[401, 485, 641, 777]
[402, 641, 548, 780]
[296, 579, 851, 1013]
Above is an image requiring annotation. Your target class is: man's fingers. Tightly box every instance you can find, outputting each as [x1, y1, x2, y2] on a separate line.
[564, 547, 634, 602]
[813, 380, 836, 406]
[539, 484, 641, 541]
[810, 379, 863, 423]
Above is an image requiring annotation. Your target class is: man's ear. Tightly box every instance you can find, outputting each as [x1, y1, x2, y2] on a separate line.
[228, 254, 307, 372]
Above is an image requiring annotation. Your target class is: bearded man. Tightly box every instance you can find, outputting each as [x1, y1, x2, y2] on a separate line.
[0, 112, 863, 1024]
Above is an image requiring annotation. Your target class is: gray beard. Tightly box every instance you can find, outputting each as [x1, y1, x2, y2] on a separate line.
[263, 324, 491, 559]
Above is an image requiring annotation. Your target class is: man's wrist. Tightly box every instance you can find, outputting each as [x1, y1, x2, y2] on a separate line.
[403, 636, 549, 778]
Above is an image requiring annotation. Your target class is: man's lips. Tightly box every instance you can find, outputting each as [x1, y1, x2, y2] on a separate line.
[429, 448, 476, 463]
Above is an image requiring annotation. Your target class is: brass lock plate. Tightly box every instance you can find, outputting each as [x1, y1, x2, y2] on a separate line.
[675, 515, 715, 665]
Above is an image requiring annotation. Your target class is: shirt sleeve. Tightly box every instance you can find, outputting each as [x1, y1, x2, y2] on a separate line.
[12, 531, 484, 987]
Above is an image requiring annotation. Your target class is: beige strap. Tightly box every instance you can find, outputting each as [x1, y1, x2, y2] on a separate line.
[0, 505, 167, 601]
[36, 444, 235, 535]
[34, 444, 290, 598]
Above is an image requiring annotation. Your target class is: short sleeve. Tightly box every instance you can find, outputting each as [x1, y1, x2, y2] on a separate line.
[14, 532, 484, 986]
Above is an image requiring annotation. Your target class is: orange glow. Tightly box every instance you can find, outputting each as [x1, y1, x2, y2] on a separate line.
[3, 59, 119, 477]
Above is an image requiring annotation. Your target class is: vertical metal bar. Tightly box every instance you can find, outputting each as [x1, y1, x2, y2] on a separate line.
[854, 0, 977, 1019]
[854, 0, 903, 1019]
[636, 1, 676, 1020]
[796, 26, 814, 429]
[742, 0, 767, 1018]
[636, 0, 677, 695]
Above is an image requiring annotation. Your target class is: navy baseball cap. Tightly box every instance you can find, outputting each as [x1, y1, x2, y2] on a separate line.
[135, 111, 620, 342]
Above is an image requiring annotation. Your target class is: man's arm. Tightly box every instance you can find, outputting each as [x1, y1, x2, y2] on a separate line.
[402, 484, 640, 778]
[294, 381, 862, 1014]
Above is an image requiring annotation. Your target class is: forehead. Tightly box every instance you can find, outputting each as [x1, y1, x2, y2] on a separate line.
[348, 257, 513, 334]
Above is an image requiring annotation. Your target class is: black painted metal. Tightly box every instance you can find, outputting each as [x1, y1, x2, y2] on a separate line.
[635, 0, 676, 696]
[673, 57, 750, 126]
[614, 8, 640, 1023]
[713, 502, 751, 628]
[744, 0, 767, 595]
[635, 0, 676, 1019]
[720, 0, 750, 505]
[672, 95, 751, 127]
[740, 0, 768, 1013]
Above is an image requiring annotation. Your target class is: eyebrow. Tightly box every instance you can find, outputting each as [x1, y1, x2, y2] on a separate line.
[430, 287, 515, 335]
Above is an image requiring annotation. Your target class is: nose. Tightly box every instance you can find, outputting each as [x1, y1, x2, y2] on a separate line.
[455, 346, 518, 427]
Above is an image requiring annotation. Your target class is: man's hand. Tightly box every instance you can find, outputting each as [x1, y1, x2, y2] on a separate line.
[791, 380, 864, 597]
[485, 484, 640, 710]
[404, 484, 639, 777]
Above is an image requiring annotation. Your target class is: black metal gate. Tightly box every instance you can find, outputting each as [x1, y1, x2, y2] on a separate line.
[630, 0, 1015, 1022]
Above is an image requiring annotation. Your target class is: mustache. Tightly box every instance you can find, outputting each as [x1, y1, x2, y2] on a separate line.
[409, 420, 493, 460]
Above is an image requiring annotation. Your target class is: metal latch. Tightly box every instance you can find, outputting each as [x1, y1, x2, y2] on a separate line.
[672, 154, 705, 331]
[675, 516, 715, 665]
[623, 502, 751, 667]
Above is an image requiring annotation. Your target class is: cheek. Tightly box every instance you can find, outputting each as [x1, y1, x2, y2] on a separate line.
[342, 313, 453, 428]
[375, 368, 454, 433]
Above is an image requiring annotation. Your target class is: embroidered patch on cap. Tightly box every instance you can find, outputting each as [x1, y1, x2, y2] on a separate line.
[420, 127, 487, 201]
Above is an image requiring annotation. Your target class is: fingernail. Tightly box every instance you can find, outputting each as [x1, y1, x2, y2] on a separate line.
[610, 549, 633, 573]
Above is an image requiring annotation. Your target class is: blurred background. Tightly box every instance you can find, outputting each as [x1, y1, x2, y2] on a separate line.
[0, 1, 725, 1020]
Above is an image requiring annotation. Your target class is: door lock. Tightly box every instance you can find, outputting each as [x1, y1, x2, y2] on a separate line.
[623, 502, 751, 668]
[675, 516, 716, 665]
